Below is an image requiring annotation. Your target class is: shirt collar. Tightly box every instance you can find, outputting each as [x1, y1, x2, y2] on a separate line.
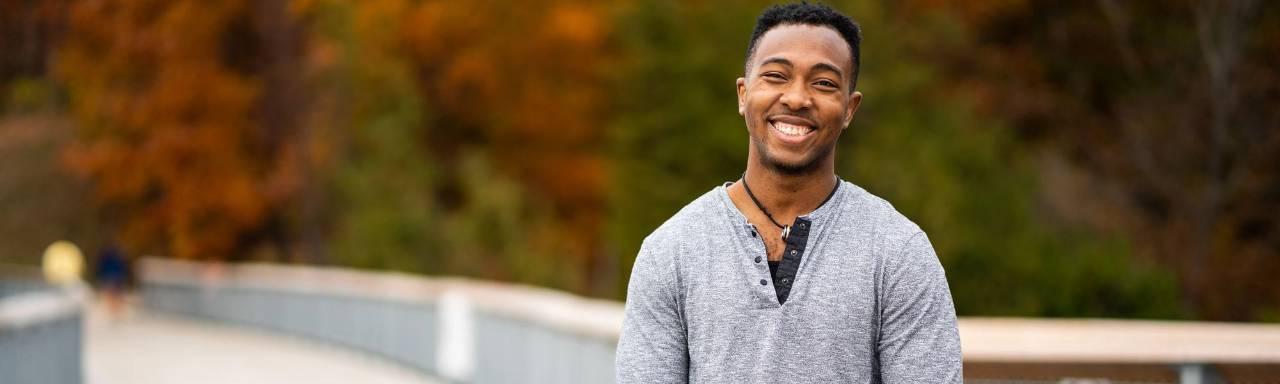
[717, 177, 847, 226]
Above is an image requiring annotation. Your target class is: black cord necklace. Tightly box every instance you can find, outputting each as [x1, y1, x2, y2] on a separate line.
[740, 172, 839, 241]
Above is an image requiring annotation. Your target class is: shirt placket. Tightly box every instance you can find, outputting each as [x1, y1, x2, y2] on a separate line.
[742, 221, 778, 307]
[742, 217, 812, 306]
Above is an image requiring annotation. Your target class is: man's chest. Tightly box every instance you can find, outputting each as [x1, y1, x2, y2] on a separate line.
[677, 243, 881, 373]
[679, 241, 880, 335]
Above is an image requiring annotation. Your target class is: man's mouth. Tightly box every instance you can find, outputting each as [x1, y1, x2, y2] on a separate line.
[770, 120, 815, 137]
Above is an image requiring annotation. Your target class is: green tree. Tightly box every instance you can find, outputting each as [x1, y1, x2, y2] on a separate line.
[928, 1, 1279, 320]
[607, 0, 767, 296]
[301, 0, 441, 273]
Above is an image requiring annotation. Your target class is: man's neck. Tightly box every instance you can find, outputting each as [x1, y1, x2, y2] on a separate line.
[739, 161, 838, 224]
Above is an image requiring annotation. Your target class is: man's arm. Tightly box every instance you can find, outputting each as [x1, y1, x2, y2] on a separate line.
[615, 242, 689, 383]
[878, 232, 963, 383]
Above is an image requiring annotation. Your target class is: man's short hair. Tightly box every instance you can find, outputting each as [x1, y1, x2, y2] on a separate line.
[744, 2, 863, 90]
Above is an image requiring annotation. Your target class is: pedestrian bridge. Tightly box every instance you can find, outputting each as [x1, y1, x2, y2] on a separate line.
[3, 259, 1279, 383]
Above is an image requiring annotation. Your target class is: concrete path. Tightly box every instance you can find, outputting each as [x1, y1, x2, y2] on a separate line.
[84, 300, 437, 384]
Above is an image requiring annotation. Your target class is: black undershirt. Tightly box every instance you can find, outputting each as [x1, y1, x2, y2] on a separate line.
[758, 179, 841, 304]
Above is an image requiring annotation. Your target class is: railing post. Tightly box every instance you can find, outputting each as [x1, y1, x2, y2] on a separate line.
[1178, 363, 1221, 384]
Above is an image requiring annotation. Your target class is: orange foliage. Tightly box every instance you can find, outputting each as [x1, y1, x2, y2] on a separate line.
[57, 0, 299, 260]
[55, 0, 617, 287]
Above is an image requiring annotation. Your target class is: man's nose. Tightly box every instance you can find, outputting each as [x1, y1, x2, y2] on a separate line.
[778, 82, 813, 111]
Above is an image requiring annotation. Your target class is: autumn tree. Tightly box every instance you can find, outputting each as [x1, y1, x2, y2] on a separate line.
[57, 0, 312, 261]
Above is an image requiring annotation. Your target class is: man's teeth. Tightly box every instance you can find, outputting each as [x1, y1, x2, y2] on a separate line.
[773, 122, 813, 136]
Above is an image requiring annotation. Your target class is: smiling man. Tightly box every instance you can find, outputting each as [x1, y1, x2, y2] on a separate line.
[615, 3, 962, 383]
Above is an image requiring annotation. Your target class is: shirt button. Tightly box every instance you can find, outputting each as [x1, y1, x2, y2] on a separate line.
[781, 277, 791, 285]
[760, 279, 768, 286]
[754, 256, 762, 263]
[790, 249, 798, 256]
[799, 223, 806, 229]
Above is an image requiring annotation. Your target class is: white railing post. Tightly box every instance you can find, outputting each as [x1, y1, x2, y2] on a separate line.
[1178, 363, 1221, 384]
[436, 290, 475, 383]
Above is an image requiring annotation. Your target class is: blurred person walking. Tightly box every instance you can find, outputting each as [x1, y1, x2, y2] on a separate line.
[95, 240, 130, 317]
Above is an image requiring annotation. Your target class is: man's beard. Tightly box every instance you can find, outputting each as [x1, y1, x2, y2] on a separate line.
[752, 133, 837, 177]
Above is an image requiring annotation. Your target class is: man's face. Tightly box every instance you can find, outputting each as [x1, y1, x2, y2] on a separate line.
[737, 24, 862, 176]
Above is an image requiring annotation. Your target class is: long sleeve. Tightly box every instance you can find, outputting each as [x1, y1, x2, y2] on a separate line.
[877, 232, 963, 383]
[615, 241, 689, 383]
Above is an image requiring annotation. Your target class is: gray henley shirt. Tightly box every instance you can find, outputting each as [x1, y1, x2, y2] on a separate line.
[616, 180, 963, 383]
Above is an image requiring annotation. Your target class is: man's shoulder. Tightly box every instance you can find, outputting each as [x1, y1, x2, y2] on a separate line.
[837, 181, 927, 254]
[639, 186, 727, 253]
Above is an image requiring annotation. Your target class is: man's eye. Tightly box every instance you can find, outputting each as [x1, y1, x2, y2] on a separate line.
[815, 80, 838, 89]
[763, 73, 786, 80]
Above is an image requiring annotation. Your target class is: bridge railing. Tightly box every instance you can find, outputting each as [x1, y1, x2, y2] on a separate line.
[0, 266, 85, 384]
[139, 258, 1280, 384]
[139, 258, 620, 383]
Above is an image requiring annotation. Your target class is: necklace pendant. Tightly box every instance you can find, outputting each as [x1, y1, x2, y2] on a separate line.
[781, 225, 791, 240]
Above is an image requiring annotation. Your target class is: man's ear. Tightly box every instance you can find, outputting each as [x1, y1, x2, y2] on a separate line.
[843, 91, 862, 129]
[736, 77, 747, 116]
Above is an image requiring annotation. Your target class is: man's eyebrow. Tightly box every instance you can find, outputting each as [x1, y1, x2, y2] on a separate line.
[810, 62, 845, 80]
[759, 56, 794, 68]
[758, 56, 845, 80]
